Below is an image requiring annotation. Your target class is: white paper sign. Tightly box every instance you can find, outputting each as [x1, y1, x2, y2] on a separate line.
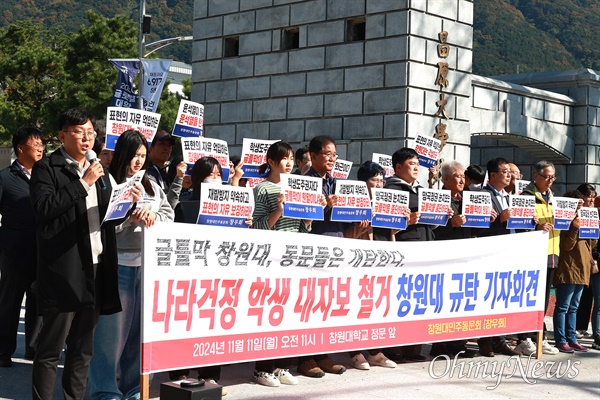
[412, 133, 441, 168]
[372, 153, 393, 178]
[181, 137, 230, 181]
[332, 159, 352, 180]
[105, 107, 161, 150]
[331, 180, 372, 222]
[172, 100, 204, 138]
[198, 184, 254, 228]
[418, 188, 451, 226]
[371, 188, 409, 230]
[103, 170, 145, 223]
[241, 138, 280, 178]
[280, 173, 324, 220]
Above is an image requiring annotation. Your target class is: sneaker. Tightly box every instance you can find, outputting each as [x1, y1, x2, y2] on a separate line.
[555, 343, 575, 353]
[273, 368, 298, 385]
[568, 342, 589, 352]
[297, 359, 325, 378]
[253, 371, 280, 387]
[542, 340, 558, 355]
[576, 330, 593, 339]
[207, 379, 228, 396]
[316, 356, 346, 374]
[367, 352, 397, 368]
[514, 338, 536, 356]
[350, 353, 370, 370]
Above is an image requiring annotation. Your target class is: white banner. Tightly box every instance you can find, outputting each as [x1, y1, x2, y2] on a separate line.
[371, 188, 409, 230]
[280, 173, 324, 220]
[331, 180, 372, 222]
[372, 153, 393, 178]
[142, 224, 548, 373]
[105, 107, 161, 150]
[241, 138, 279, 178]
[332, 159, 352, 180]
[412, 133, 441, 169]
[418, 188, 451, 226]
[508, 195, 536, 230]
[552, 196, 580, 231]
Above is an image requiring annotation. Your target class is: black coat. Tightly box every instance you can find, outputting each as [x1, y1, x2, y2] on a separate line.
[30, 150, 121, 315]
[477, 184, 510, 237]
[0, 161, 37, 276]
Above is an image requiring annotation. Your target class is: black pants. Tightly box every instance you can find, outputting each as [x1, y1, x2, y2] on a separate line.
[32, 308, 99, 400]
[0, 250, 41, 359]
[576, 286, 593, 331]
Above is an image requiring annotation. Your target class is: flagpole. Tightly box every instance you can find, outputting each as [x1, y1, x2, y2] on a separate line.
[138, 0, 146, 110]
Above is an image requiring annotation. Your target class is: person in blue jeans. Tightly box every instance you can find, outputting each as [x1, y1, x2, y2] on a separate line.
[553, 189, 595, 353]
[88, 130, 174, 399]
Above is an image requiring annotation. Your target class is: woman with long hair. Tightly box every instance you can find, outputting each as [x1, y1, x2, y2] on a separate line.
[89, 130, 174, 400]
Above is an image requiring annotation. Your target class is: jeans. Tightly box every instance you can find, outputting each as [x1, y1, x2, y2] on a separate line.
[590, 273, 600, 336]
[553, 283, 584, 345]
[89, 265, 141, 400]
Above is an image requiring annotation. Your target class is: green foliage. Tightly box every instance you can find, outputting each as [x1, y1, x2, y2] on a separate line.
[473, 0, 582, 76]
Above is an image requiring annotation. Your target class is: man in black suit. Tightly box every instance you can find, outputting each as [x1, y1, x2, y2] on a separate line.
[30, 108, 140, 399]
[0, 127, 45, 367]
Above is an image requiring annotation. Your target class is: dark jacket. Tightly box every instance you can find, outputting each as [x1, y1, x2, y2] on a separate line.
[554, 229, 596, 286]
[30, 150, 121, 315]
[434, 189, 472, 241]
[0, 161, 37, 276]
[303, 167, 350, 237]
[477, 184, 510, 237]
[373, 176, 435, 241]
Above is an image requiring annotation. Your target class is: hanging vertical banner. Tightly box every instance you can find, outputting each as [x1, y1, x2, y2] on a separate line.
[372, 153, 394, 178]
[172, 100, 204, 138]
[181, 137, 230, 182]
[141, 59, 172, 112]
[105, 107, 161, 150]
[332, 159, 353, 180]
[109, 59, 139, 109]
[331, 180, 372, 222]
[240, 138, 279, 178]
[371, 188, 410, 230]
[412, 133, 442, 169]
[418, 188, 451, 226]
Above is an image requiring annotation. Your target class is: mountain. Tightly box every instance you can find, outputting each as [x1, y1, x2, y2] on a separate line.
[0, 0, 194, 64]
[1, 0, 597, 76]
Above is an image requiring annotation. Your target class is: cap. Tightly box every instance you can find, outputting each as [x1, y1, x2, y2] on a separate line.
[153, 130, 176, 145]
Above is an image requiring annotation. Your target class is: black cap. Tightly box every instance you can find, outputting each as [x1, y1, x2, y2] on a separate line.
[153, 130, 176, 145]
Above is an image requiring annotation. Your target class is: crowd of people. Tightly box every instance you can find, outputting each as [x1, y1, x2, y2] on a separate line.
[0, 107, 599, 399]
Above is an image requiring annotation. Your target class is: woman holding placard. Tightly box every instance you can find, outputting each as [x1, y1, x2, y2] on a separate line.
[89, 130, 174, 400]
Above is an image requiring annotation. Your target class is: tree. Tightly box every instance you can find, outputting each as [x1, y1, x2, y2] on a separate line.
[0, 21, 66, 142]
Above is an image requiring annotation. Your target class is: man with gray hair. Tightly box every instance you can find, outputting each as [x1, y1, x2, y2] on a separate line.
[520, 160, 560, 355]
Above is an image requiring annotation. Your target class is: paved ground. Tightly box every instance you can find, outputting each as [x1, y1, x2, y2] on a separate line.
[1, 303, 599, 399]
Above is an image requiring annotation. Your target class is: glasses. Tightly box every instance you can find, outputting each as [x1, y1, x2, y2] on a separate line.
[22, 143, 45, 150]
[538, 174, 556, 182]
[66, 130, 97, 139]
[495, 169, 511, 175]
[319, 152, 338, 160]
[510, 171, 523, 179]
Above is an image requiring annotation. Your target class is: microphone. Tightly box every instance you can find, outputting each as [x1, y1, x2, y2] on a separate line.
[85, 150, 107, 190]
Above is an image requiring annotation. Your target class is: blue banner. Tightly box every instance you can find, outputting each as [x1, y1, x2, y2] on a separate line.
[197, 215, 248, 228]
[507, 217, 536, 230]
[110, 60, 139, 109]
[141, 59, 172, 112]
[331, 207, 372, 222]
[283, 204, 324, 220]
[419, 213, 449, 226]
[554, 219, 572, 230]
[579, 227, 599, 239]
[418, 155, 436, 168]
[372, 215, 407, 230]
[463, 215, 491, 228]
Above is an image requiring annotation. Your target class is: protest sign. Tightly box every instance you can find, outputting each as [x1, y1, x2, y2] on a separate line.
[371, 188, 409, 230]
[142, 223, 547, 373]
[372, 153, 393, 178]
[331, 180, 372, 222]
[105, 107, 161, 150]
[280, 173, 324, 220]
[198, 184, 254, 228]
[577, 207, 600, 239]
[418, 188, 451, 226]
[172, 100, 204, 138]
[461, 191, 492, 228]
[552, 197, 580, 230]
[181, 137, 230, 182]
[515, 180, 530, 195]
[332, 159, 352, 180]
[412, 133, 441, 168]
[103, 170, 145, 223]
[507, 195, 536, 229]
[241, 138, 279, 178]
[246, 177, 266, 188]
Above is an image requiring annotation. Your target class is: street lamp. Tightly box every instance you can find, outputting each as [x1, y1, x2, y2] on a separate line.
[145, 36, 193, 57]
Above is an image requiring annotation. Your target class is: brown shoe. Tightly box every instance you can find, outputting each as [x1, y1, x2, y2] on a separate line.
[477, 338, 494, 357]
[316, 356, 346, 374]
[297, 358, 325, 378]
[496, 343, 520, 356]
